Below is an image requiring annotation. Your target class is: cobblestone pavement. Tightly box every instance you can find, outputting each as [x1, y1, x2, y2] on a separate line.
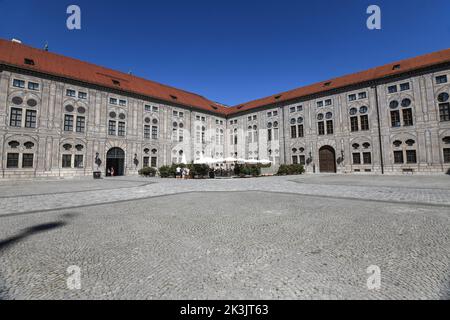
[0, 175, 449, 300]
[0, 191, 449, 300]
[0, 174, 449, 216]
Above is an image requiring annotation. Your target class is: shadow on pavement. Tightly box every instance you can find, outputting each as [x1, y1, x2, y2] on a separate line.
[0, 212, 81, 299]
[0, 222, 67, 252]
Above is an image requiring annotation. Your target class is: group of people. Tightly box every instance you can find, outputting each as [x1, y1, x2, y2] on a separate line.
[175, 167, 191, 179]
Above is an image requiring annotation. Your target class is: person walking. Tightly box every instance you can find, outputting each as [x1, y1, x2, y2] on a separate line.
[176, 166, 181, 179]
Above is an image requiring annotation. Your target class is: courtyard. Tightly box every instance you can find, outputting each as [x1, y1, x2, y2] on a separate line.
[0, 174, 449, 300]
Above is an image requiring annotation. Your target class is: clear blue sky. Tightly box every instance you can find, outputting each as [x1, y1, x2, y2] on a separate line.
[0, 0, 449, 106]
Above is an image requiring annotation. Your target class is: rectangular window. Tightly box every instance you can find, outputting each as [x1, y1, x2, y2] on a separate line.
[74, 155, 84, 168]
[78, 92, 87, 99]
[388, 85, 397, 94]
[291, 126, 297, 139]
[66, 89, 76, 97]
[394, 151, 404, 164]
[118, 122, 126, 136]
[436, 75, 448, 84]
[325, 99, 332, 106]
[350, 116, 359, 132]
[298, 125, 304, 138]
[406, 150, 417, 164]
[348, 94, 357, 101]
[28, 82, 39, 91]
[152, 126, 158, 140]
[358, 92, 367, 99]
[353, 153, 361, 164]
[108, 120, 116, 135]
[403, 109, 414, 126]
[292, 155, 298, 165]
[64, 115, 74, 131]
[290, 107, 296, 113]
[299, 155, 306, 166]
[151, 157, 157, 168]
[267, 112, 272, 118]
[179, 112, 184, 118]
[268, 129, 272, 141]
[318, 122, 325, 135]
[145, 105, 151, 112]
[444, 148, 450, 163]
[360, 115, 369, 131]
[297, 106, 303, 112]
[76, 116, 85, 133]
[119, 100, 127, 106]
[152, 106, 159, 112]
[326, 120, 334, 135]
[274, 128, 279, 141]
[109, 98, 118, 105]
[400, 82, 410, 91]
[273, 111, 278, 117]
[13, 79, 25, 88]
[25, 110, 37, 128]
[439, 103, 450, 122]
[10, 108, 22, 127]
[363, 152, 372, 164]
[391, 110, 401, 127]
[62, 155, 72, 168]
[144, 125, 151, 139]
[22, 153, 34, 168]
[317, 101, 324, 108]
[179, 130, 184, 142]
[248, 131, 253, 144]
[7, 153, 19, 168]
[173, 111, 178, 117]
[143, 156, 150, 167]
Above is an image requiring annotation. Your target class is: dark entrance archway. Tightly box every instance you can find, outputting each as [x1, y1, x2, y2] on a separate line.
[319, 146, 337, 173]
[106, 148, 125, 177]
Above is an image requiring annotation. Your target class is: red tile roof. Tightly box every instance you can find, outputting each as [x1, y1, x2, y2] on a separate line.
[1, 39, 449, 117]
[0, 39, 228, 114]
[225, 48, 450, 115]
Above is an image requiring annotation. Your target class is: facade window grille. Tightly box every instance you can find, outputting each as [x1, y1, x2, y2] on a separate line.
[64, 115, 74, 131]
[76, 116, 85, 133]
[62, 154, 72, 168]
[403, 109, 414, 126]
[391, 111, 401, 127]
[406, 150, 417, 164]
[7, 153, 19, 168]
[25, 110, 37, 128]
[10, 108, 22, 127]
[22, 153, 34, 168]
[108, 120, 117, 135]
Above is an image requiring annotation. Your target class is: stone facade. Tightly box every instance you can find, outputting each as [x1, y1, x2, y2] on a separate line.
[1, 59, 450, 179]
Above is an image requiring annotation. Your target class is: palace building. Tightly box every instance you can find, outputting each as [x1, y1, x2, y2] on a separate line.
[0, 38, 449, 178]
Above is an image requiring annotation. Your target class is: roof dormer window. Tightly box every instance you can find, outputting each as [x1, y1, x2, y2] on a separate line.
[24, 58, 35, 66]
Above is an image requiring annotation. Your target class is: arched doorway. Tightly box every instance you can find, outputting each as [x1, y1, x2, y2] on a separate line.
[319, 146, 337, 173]
[106, 148, 125, 176]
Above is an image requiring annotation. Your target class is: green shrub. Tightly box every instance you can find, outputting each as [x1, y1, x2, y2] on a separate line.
[159, 165, 175, 178]
[139, 167, 157, 177]
[234, 164, 261, 177]
[187, 164, 210, 178]
[277, 164, 305, 176]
